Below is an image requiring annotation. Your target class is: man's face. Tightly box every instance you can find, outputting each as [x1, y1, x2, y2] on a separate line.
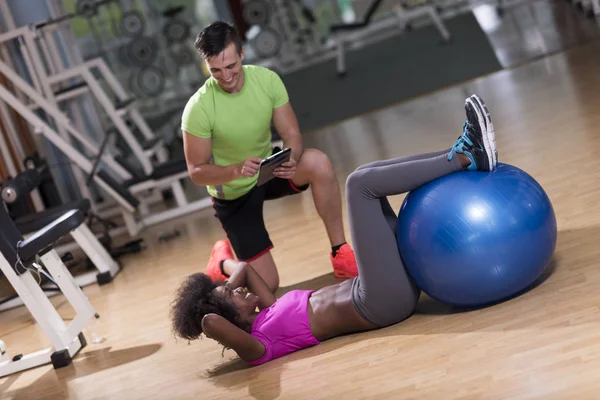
[205, 42, 244, 93]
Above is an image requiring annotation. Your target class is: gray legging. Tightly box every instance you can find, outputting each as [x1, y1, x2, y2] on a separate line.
[347, 148, 463, 327]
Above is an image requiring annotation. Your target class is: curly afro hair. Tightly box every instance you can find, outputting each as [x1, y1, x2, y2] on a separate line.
[170, 273, 242, 341]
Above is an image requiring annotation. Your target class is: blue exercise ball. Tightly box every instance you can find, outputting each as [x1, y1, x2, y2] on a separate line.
[396, 163, 557, 307]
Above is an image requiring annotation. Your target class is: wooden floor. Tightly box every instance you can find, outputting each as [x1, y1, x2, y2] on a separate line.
[4, 36, 600, 400]
[474, 0, 600, 68]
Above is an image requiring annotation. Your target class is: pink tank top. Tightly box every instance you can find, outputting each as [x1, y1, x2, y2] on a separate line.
[249, 290, 320, 365]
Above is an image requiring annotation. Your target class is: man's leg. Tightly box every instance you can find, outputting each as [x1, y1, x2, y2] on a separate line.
[207, 240, 280, 292]
[290, 149, 358, 278]
[222, 251, 279, 291]
[292, 149, 345, 247]
[289, 147, 454, 247]
[209, 187, 281, 293]
[242, 251, 279, 292]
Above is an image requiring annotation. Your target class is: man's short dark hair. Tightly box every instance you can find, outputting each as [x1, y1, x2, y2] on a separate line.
[194, 21, 243, 59]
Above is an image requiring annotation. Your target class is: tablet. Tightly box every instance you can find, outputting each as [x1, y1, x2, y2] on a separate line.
[257, 148, 292, 186]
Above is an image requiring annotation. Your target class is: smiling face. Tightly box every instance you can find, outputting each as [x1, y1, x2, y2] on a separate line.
[212, 285, 260, 322]
[204, 42, 245, 93]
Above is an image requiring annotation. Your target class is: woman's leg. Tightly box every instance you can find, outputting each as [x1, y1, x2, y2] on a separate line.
[347, 152, 465, 327]
[348, 99, 495, 327]
[377, 197, 398, 235]
[355, 148, 451, 171]
[355, 148, 452, 233]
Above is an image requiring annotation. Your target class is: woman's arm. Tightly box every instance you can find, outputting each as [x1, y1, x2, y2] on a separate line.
[201, 314, 266, 362]
[225, 261, 276, 310]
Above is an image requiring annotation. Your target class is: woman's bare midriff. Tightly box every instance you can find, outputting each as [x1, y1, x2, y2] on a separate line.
[307, 278, 378, 341]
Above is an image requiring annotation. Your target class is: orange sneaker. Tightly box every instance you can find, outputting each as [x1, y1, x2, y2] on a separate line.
[331, 243, 359, 279]
[206, 240, 234, 282]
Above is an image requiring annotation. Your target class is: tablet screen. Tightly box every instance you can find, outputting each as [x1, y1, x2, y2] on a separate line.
[257, 148, 291, 186]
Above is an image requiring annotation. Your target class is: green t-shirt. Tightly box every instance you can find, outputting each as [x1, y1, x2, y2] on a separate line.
[181, 65, 289, 200]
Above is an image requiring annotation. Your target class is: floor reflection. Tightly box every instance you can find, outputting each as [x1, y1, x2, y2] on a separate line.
[474, 0, 600, 68]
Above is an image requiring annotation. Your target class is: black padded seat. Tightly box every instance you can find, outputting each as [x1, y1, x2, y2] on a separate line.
[124, 158, 188, 187]
[15, 199, 91, 235]
[17, 210, 84, 261]
[97, 170, 140, 208]
[152, 158, 188, 179]
[113, 155, 145, 179]
[123, 174, 149, 187]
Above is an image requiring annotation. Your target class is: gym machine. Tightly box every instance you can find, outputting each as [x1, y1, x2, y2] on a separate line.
[0, 200, 97, 377]
[241, 0, 452, 76]
[0, 159, 127, 311]
[0, 4, 213, 239]
[329, 0, 452, 76]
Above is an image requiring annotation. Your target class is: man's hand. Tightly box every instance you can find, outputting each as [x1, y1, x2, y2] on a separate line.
[234, 157, 262, 178]
[273, 158, 297, 180]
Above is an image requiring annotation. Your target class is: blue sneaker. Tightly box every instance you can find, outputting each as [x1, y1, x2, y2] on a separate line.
[447, 101, 493, 171]
[469, 94, 497, 168]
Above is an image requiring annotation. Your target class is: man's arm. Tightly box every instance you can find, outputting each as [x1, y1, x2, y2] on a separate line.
[183, 131, 262, 186]
[272, 102, 303, 163]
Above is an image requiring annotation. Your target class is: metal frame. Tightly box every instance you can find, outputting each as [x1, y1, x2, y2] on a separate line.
[0, 126, 18, 177]
[0, 5, 45, 212]
[0, 20, 210, 237]
[45, 56, 168, 175]
[0, 75, 213, 237]
[16, 23, 91, 205]
[0, 80, 135, 208]
[0, 42, 134, 181]
[254, 2, 451, 76]
[0, 222, 121, 312]
[0, 248, 96, 377]
[256, 0, 560, 76]
[0, 23, 167, 177]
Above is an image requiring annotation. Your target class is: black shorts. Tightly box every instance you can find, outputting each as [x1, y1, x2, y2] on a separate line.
[212, 177, 309, 261]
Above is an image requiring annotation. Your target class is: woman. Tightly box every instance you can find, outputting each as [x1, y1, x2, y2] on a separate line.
[170, 94, 497, 365]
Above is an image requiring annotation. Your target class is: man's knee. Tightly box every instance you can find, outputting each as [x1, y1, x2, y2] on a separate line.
[250, 265, 280, 293]
[298, 148, 335, 179]
[247, 252, 280, 292]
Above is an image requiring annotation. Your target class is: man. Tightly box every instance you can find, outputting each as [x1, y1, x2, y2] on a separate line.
[181, 21, 357, 292]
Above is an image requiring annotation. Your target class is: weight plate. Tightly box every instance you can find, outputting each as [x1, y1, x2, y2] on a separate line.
[163, 19, 190, 44]
[243, 0, 270, 25]
[121, 10, 145, 37]
[253, 27, 281, 58]
[136, 66, 166, 97]
[172, 46, 195, 66]
[126, 36, 158, 67]
[76, 0, 98, 18]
